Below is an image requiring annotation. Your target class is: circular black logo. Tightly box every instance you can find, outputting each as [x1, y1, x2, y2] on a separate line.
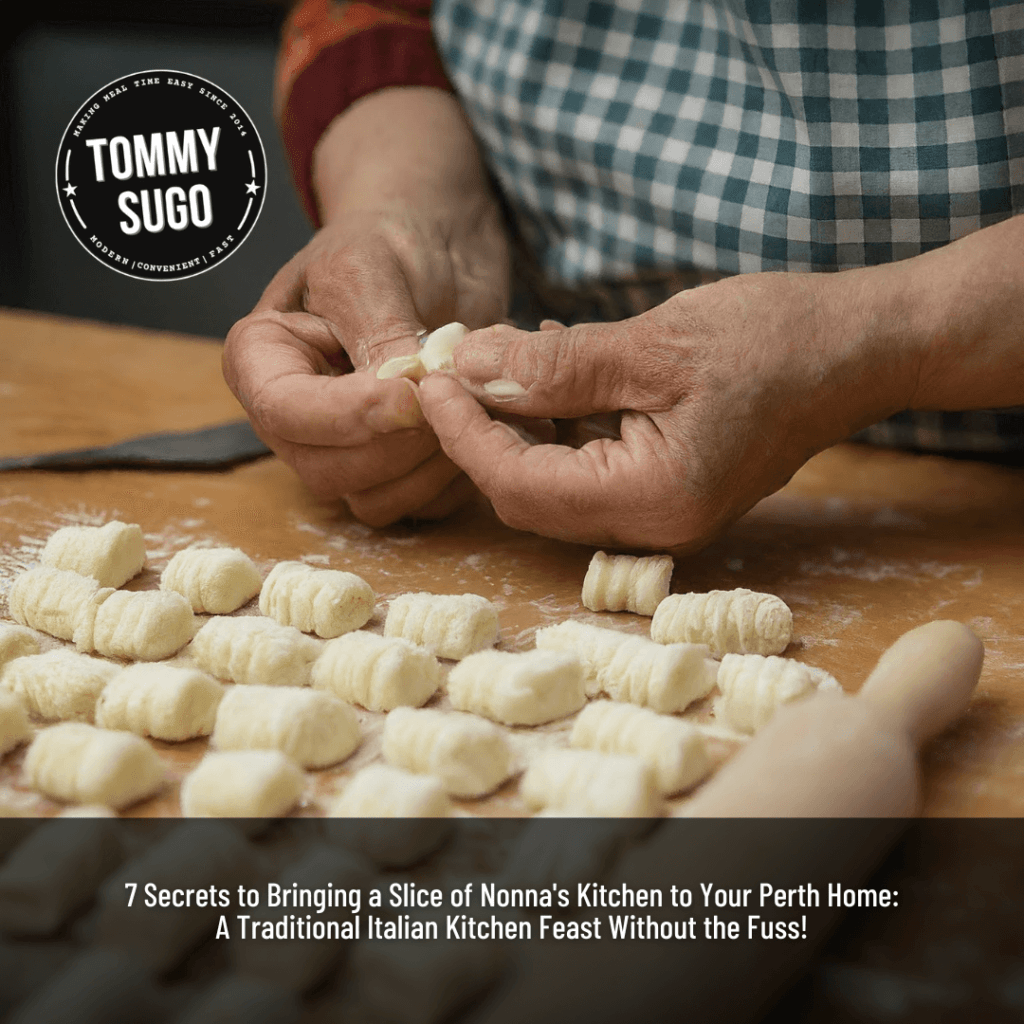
[55, 70, 267, 281]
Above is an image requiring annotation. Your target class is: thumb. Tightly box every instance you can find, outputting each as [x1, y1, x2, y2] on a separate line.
[451, 320, 684, 418]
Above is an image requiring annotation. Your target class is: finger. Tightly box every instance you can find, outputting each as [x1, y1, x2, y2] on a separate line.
[225, 313, 427, 445]
[450, 318, 692, 419]
[408, 474, 480, 520]
[269, 428, 441, 500]
[344, 450, 465, 527]
[418, 375, 692, 547]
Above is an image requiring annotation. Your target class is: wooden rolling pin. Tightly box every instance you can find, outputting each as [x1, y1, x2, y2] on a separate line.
[686, 620, 984, 817]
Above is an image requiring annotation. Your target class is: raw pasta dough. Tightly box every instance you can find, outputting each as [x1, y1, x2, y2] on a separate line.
[2, 649, 118, 722]
[570, 700, 710, 794]
[7, 567, 100, 641]
[651, 588, 793, 657]
[40, 520, 145, 588]
[161, 546, 262, 614]
[212, 685, 361, 768]
[581, 551, 673, 616]
[535, 620, 716, 713]
[0, 690, 30, 756]
[23, 722, 164, 809]
[384, 592, 499, 660]
[715, 654, 830, 733]
[521, 749, 661, 817]
[259, 561, 375, 638]
[446, 649, 585, 726]
[190, 616, 322, 687]
[382, 707, 513, 797]
[75, 588, 196, 661]
[180, 750, 305, 817]
[312, 631, 441, 710]
[375, 322, 468, 381]
[94, 663, 223, 741]
[0, 623, 40, 670]
[329, 764, 452, 818]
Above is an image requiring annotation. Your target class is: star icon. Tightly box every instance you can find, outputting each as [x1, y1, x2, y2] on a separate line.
[245, 181, 260, 195]
[63, 183, 77, 197]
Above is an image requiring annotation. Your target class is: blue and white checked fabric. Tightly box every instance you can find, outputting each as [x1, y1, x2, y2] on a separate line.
[432, 0, 1024, 454]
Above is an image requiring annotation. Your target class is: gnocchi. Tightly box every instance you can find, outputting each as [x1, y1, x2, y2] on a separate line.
[715, 654, 828, 733]
[651, 588, 793, 657]
[74, 588, 196, 661]
[2, 649, 118, 722]
[94, 663, 223, 741]
[190, 615, 322, 687]
[382, 707, 513, 797]
[534, 620, 716, 713]
[23, 722, 164, 809]
[375, 322, 468, 381]
[520, 749, 661, 817]
[7, 566, 100, 641]
[312, 630, 441, 711]
[570, 700, 711, 794]
[40, 520, 145, 588]
[446, 648, 585, 725]
[384, 592, 499, 660]
[329, 764, 452, 818]
[0, 622, 40, 671]
[581, 550, 673, 616]
[212, 685, 361, 768]
[160, 546, 262, 614]
[180, 750, 305, 817]
[259, 561, 375, 638]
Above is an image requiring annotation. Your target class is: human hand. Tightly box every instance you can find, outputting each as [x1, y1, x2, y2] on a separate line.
[223, 90, 510, 526]
[418, 269, 920, 549]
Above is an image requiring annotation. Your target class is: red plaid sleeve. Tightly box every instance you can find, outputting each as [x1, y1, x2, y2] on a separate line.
[275, 0, 453, 225]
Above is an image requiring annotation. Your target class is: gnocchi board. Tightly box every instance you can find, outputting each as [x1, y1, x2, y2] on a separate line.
[2, 307, 1024, 816]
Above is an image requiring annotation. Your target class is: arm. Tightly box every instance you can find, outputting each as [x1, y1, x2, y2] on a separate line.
[416, 214, 1024, 549]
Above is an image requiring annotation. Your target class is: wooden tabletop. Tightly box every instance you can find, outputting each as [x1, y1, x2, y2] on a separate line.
[1, 306, 1022, 817]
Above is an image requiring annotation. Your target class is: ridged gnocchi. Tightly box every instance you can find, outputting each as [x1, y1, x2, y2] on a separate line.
[40, 520, 145, 588]
[181, 750, 305, 817]
[329, 764, 452, 818]
[2, 649, 118, 722]
[384, 592, 499, 660]
[8, 567, 100, 641]
[190, 616, 322, 687]
[715, 654, 832, 732]
[160, 546, 262, 614]
[581, 550, 673, 616]
[520, 749, 661, 817]
[259, 561, 375, 638]
[75, 588, 196, 661]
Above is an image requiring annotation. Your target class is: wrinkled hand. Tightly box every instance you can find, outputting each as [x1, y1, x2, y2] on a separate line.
[223, 197, 509, 525]
[418, 270, 918, 549]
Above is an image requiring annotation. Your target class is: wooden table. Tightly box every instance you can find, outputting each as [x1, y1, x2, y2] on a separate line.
[0, 305, 1023, 818]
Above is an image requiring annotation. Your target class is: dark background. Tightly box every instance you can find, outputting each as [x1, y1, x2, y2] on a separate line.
[0, 0, 310, 340]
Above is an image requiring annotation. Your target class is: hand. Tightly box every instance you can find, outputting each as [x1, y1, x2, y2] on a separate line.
[222, 89, 510, 526]
[418, 270, 920, 549]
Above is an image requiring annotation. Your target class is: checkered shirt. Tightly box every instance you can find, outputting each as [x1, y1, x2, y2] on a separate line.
[430, 0, 1024, 453]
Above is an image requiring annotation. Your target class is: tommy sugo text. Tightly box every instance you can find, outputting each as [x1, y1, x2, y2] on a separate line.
[83, 128, 221, 234]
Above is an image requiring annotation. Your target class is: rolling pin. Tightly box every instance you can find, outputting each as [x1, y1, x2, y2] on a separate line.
[685, 619, 984, 818]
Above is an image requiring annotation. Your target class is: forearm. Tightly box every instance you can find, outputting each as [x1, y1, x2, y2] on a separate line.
[312, 87, 495, 223]
[847, 214, 1024, 413]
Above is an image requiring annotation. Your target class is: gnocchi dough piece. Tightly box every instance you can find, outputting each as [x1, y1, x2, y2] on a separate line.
[40, 520, 145, 588]
[0, 623, 40, 671]
[419, 321, 468, 372]
[570, 700, 711, 794]
[259, 561, 374, 638]
[180, 750, 305, 817]
[581, 550, 673, 616]
[651, 588, 793, 657]
[190, 616, 322, 687]
[534, 620, 716, 713]
[212, 685, 360, 768]
[2, 649, 118, 722]
[0, 818, 124, 936]
[382, 707, 513, 797]
[72, 588, 196, 661]
[329, 764, 452, 818]
[520, 749, 661, 817]
[384, 592, 499, 660]
[7, 567, 100, 641]
[377, 353, 427, 382]
[231, 845, 373, 993]
[96, 822, 260, 972]
[94, 664, 223, 741]
[715, 654, 824, 733]
[160, 547, 262, 614]
[0, 690, 31, 756]
[312, 631, 441, 710]
[23, 722, 164, 809]
[446, 649, 585, 726]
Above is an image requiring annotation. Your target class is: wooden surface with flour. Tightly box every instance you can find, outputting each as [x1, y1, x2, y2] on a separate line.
[0, 307, 1023, 817]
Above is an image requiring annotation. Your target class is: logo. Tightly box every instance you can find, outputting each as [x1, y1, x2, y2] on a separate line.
[56, 70, 267, 281]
